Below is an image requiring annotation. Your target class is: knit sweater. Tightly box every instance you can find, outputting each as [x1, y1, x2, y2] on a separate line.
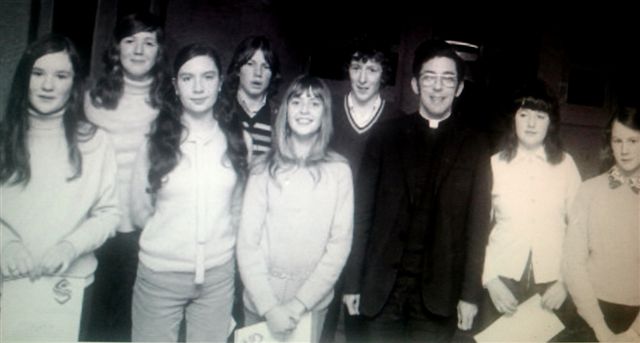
[563, 172, 640, 330]
[85, 77, 159, 233]
[237, 157, 354, 316]
[329, 94, 399, 178]
[130, 119, 238, 284]
[1, 110, 120, 281]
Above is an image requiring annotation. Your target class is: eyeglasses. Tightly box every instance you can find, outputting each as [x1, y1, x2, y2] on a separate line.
[420, 74, 458, 88]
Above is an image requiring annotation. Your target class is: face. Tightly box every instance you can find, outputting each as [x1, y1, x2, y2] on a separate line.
[119, 31, 159, 81]
[287, 90, 324, 139]
[238, 49, 272, 98]
[411, 56, 463, 119]
[349, 59, 383, 104]
[611, 120, 640, 175]
[515, 108, 551, 150]
[28, 51, 74, 115]
[175, 55, 221, 117]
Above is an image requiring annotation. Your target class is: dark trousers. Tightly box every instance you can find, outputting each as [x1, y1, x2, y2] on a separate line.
[569, 300, 640, 342]
[320, 273, 367, 343]
[464, 256, 582, 343]
[361, 274, 457, 343]
[85, 231, 140, 342]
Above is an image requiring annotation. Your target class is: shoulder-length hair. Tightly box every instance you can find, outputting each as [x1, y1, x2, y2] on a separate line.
[0, 34, 95, 185]
[262, 74, 335, 182]
[224, 35, 281, 98]
[601, 105, 640, 171]
[498, 79, 564, 165]
[146, 43, 248, 195]
[89, 12, 169, 109]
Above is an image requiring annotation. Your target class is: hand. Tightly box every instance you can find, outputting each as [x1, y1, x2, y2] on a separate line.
[487, 278, 518, 315]
[457, 300, 478, 330]
[265, 305, 297, 338]
[541, 282, 567, 311]
[342, 294, 360, 315]
[283, 298, 306, 322]
[39, 241, 76, 276]
[1, 241, 38, 280]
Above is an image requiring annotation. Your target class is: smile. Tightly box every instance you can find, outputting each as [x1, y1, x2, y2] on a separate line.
[295, 118, 313, 125]
[37, 95, 56, 101]
[190, 98, 208, 104]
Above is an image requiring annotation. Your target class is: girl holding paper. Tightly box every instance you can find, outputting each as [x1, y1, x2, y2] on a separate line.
[237, 75, 353, 343]
[0, 34, 119, 340]
[476, 80, 582, 335]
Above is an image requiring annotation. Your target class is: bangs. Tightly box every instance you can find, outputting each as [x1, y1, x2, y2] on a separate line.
[518, 97, 554, 115]
[288, 78, 326, 102]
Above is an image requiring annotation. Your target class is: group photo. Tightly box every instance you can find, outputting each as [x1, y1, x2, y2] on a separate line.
[0, 1, 638, 342]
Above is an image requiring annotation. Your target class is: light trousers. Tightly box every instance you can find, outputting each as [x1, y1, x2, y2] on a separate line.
[132, 259, 235, 342]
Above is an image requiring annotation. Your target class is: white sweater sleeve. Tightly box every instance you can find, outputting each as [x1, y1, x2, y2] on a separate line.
[63, 131, 120, 256]
[295, 163, 354, 309]
[237, 169, 279, 316]
[129, 141, 154, 230]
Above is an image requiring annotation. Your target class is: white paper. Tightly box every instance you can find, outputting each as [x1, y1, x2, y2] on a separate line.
[234, 313, 312, 343]
[474, 294, 565, 342]
[1, 276, 86, 342]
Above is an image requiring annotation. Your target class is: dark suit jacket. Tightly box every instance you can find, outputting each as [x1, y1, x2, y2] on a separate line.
[343, 112, 492, 318]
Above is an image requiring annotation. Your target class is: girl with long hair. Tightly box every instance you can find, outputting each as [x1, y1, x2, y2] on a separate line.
[0, 34, 119, 340]
[84, 12, 170, 341]
[237, 75, 353, 343]
[129, 43, 247, 342]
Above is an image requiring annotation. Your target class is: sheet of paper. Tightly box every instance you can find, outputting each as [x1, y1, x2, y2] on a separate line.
[475, 293, 565, 342]
[1, 276, 85, 342]
[234, 312, 312, 343]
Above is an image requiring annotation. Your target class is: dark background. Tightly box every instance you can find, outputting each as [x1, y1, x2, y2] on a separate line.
[1, 0, 638, 178]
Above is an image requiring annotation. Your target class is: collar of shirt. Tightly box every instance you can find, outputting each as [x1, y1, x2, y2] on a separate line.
[419, 110, 452, 129]
[237, 92, 267, 117]
[347, 92, 381, 125]
[514, 146, 547, 164]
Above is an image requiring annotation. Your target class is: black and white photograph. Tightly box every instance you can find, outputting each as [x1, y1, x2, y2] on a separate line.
[1, 1, 638, 342]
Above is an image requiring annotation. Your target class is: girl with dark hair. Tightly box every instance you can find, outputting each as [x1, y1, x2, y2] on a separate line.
[219, 35, 282, 159]
[0, 34, 119, 340]
[84, 12, 170, 341]
[563, 107, 640, 342]
[237, 75, 353, 343]
[129, 43, 247, 342]
[476, 79, 582, 335]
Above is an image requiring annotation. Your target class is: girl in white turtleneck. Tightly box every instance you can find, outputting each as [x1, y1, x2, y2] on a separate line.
[82, 12, 170, 341]
[0, 35, 119, 340]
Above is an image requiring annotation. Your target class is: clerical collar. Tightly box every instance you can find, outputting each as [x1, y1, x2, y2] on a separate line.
[419, 109, 451, 129]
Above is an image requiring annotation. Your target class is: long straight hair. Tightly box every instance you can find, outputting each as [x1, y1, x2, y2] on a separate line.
[0, 34, 95, 185]
[146, 43, 248, 195]
[263, 74, 338, 182]
[89, 12, 169, 109]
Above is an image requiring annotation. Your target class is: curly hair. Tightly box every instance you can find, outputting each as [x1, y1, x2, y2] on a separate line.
[89, 12, 170, 110]
[146, 43, 248, 195]
[0, 34, 95, 185]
